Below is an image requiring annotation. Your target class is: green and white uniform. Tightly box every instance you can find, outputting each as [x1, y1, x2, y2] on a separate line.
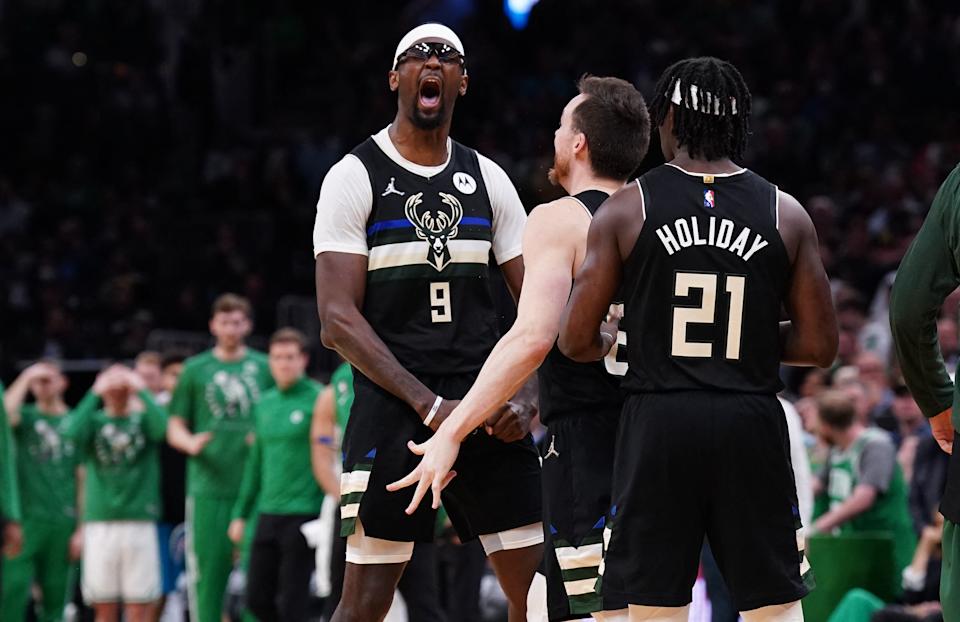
[232, 377, 325, 520]
[168, 349, 272, 622]
[231, 378, 324, 621]
[890, 162, 960, 620]
[67, 390, 167, 604]
[819, 427, 916, 592]
[0, 405, 79, 622]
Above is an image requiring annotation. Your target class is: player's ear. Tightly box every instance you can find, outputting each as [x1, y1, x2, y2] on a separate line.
[459, 71, 468, 96]
[389, 70, 400, 92]
[573, 131, 587, 155]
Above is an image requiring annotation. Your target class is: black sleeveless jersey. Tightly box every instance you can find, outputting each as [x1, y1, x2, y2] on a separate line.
[621, 164, 789, 394]
[351, 138, 500, 375]
[538, 190, 626, 424]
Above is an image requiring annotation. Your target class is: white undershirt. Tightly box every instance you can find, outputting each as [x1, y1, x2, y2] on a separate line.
[312, 126, 526, 264]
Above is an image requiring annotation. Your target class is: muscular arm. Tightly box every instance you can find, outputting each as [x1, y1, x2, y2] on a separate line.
[316, 252, 438, 419]
[559, 184, 641, 362]
[778, 192, 838, 367]
[442, 203, 585, 441]
[310, 387, 340, 498]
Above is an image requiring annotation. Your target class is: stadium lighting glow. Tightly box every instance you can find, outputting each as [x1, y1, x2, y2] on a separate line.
[504, 0, 540, 30]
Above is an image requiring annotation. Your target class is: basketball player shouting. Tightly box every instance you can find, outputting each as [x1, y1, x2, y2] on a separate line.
[389, 75, 650, 621]
[314, 23, 542, 622]
[559, 57, 837, 622]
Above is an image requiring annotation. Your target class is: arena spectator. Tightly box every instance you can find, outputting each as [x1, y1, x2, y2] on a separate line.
[812, 390, 917, 590]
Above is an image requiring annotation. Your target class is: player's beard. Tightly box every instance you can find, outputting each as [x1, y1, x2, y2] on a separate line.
[410, 98, 447, 130]
[547, 150, 570, 187]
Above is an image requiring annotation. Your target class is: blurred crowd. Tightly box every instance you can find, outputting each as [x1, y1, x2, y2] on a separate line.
[2, 0, 960, 620]
[2, 0, 960, 372]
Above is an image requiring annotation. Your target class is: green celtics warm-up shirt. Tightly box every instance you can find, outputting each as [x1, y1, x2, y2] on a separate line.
[0, 384, 22, 523]
[168, 349, 273, 499]
[67, 390, 168, 521]
[891, 163, 960, 430]
[232, 377, 324, 519]
[16, 404, 79, 522]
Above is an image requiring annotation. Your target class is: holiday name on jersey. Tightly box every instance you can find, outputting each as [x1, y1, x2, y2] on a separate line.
[655, 215, 769, 261]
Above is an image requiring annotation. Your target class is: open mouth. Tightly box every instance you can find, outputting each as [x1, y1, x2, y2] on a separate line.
[418, 77, 442, 110]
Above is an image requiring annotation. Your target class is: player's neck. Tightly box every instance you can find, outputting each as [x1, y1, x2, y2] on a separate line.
[388, 116, 450, 166]
[214, 344, 247, 362]
[277, 376, 302, 392]
[37, 397, 67, 415]
[670, 149, 741, 175]
[838, 423, 865, 449]
[563, 167, 623, 197]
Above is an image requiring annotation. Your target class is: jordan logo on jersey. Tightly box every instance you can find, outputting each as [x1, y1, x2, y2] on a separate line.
[381, 177, 405, 197]
[404, 192, 463, 271]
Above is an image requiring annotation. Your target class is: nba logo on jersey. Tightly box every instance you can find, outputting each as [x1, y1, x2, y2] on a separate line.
[703, 189, 715, 209]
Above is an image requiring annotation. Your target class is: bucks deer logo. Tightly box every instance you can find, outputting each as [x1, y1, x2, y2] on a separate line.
[404, 192, 463, 271]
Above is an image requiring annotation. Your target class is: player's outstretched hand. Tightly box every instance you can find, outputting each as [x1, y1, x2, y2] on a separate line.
[931, 409, 954, 455]
[386, 432, 459, 515]
[484, 401, 535, 443]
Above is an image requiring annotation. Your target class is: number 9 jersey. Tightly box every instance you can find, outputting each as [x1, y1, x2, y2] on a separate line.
[621, 163, 790, 394]
[313, 126, 527, 375]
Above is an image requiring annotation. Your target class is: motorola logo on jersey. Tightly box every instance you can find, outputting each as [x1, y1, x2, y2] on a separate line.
[452, 172, 477, 195]
[404, 191, 463, 271]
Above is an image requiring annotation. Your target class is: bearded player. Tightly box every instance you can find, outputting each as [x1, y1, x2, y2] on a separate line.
[314, 23, 542, 622]
[388, 75, 650, 621]
[559, 57, 837, 621]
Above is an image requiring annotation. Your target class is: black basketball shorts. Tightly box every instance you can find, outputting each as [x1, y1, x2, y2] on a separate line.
[600, 391, 812, 612]
[339, 372, 542, 545]
[540, 410, 628, 621]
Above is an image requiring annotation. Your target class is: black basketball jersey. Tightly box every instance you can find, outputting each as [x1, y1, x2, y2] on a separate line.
[621, 164, 789, 394]
[352, 138, 500, 375]
[539, 190, 626, 424]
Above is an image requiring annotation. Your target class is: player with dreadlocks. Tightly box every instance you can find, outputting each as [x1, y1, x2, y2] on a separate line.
[558, 56, 837, 621]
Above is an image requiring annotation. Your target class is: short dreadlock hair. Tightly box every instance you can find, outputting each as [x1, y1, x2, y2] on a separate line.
[649, 57, 752, 161]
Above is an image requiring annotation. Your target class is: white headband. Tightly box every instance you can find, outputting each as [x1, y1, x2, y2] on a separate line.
[669, 80, 738, 116]
[392, 23, 465, 70]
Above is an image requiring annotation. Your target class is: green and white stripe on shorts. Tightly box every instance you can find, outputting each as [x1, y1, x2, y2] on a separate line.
[340, 448, 376, 537]
[552, 516, 607, 615]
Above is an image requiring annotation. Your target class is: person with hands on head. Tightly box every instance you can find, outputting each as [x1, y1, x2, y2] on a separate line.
[313, 22, 542, 622]
[66, 364, 168, 622]
[559, 57, 837, 622]
[387, 75, 651, 621]
[226, 329, 333, 622]
[0, 360, 83, 622]
[165, 294, 273, 622]
[890, 161, 960, 621]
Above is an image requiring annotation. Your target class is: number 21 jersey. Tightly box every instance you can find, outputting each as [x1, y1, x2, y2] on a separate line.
[621, 164, 790, 394]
